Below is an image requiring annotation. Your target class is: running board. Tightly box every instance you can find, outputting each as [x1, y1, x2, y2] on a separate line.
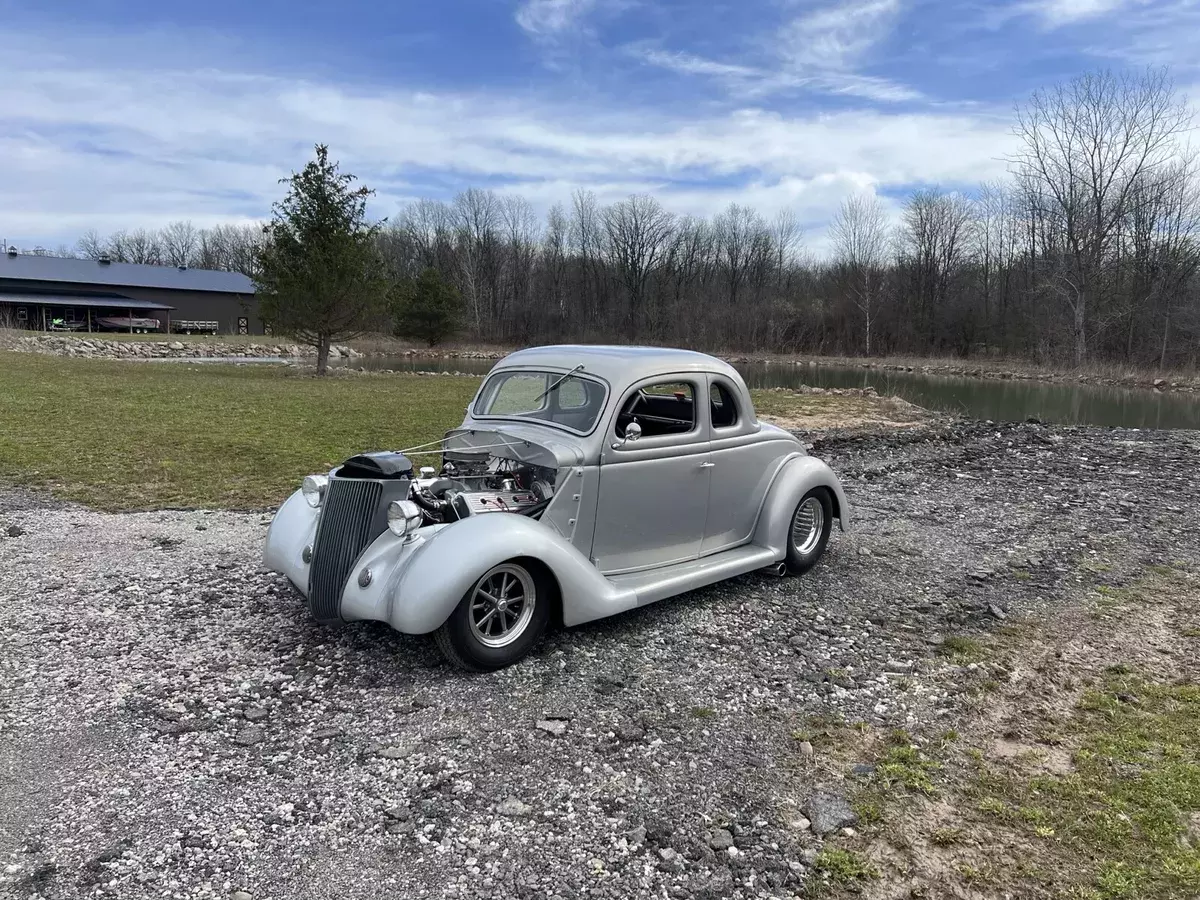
[607, 544, 780, 607]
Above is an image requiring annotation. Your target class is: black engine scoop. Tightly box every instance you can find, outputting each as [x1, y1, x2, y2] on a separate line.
[337, 451, 414, 479]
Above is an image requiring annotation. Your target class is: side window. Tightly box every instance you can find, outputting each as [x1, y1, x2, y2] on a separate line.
[617, 381, 696, 438]
[710, 383, 739, 429]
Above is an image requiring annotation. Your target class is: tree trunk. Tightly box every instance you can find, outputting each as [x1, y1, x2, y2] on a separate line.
[1074, 298, 1086, 366]
[1160, 306, 1171, 371]
[316, 334, 331, 376]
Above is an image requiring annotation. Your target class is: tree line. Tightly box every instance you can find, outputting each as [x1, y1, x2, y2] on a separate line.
[50, 67, 1200, 370]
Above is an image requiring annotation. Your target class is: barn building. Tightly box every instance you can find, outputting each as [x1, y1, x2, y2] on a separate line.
[0, 249, 260, 335]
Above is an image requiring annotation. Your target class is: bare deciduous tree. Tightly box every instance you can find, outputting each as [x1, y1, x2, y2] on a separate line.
[453, 188, 500, 332]
[1009, 67, 1193, 363]
[76, 230, 106, 260]
[899, 189, 974, 351]
[160, 220, 199, 268]
[831, 194, 890, 355]
[771, 208, 803, 274]
[603, 194, 675, 333]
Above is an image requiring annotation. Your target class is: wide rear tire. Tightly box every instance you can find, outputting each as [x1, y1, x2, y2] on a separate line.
[785, 488, 833, 575]
[435, 561, 551, 671]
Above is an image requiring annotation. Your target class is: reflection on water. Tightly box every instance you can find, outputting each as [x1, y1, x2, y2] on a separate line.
[738, 363, 1200, 431]
[353, 356, 1200, 430]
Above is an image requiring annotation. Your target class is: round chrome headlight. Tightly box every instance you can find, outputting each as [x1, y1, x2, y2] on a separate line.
[387, 500, 424, 538]
[301, 474, 328, 508]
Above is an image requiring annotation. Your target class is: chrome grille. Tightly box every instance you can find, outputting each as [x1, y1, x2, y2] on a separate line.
[308, 478, 384, 622]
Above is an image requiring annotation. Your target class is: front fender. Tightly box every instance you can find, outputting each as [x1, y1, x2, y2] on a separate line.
[754, 455, 850, 558]
[263, 489, 319, 597]
[340, 514, 636, 634]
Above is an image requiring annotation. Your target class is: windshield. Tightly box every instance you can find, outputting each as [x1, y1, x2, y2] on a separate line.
[473, 369, 608, 434]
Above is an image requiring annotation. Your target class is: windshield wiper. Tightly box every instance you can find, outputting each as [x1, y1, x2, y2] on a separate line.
[534, 364, 585, 404]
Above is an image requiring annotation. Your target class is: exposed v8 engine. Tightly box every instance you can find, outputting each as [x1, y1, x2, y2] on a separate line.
[406, 451, 556, 524]
[450, 490, 544, 518]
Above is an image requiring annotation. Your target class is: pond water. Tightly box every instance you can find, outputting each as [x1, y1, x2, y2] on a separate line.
[349, 356, 1200, 430]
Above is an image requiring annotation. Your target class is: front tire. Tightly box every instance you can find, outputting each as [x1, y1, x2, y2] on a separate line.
[435, 561, 550, 671]
[785, 488, 833, 575]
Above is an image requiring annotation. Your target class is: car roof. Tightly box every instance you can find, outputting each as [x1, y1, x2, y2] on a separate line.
[492, 344, 745, 390]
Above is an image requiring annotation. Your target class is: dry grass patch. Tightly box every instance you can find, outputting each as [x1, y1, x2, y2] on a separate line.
[847, 566, 1200, 900]
[753, 389, 927, 431]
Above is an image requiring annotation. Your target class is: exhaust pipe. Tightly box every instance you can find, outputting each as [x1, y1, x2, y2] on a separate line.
[769, 562, 788, 577]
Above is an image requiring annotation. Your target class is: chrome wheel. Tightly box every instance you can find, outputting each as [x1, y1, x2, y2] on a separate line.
[791, 496, 825, 557]
[467, 564, 536, 649]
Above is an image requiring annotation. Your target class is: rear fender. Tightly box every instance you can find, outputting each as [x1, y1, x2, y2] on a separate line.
[340, 514, 636, 634]
[754, 455, 850, 559]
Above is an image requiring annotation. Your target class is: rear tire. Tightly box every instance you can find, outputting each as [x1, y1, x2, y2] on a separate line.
[435, 561, 551, 671]
[785, 488, 833, 575]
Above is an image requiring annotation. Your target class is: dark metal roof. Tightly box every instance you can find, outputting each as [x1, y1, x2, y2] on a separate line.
[0, 252, 254, 294]
[0, 292, 174, 310]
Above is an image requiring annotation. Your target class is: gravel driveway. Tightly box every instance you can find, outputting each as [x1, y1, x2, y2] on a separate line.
[2, 421, 1197, 900]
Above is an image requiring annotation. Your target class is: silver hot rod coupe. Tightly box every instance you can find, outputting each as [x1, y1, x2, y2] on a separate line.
[264, 346, 849, 670]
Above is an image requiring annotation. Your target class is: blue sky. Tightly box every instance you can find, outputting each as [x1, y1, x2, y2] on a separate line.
[3, 0, 1198, 253]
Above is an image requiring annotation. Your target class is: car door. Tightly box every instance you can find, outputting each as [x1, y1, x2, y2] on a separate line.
[701, 375, 787, 555]
[592, 377, 711, 574]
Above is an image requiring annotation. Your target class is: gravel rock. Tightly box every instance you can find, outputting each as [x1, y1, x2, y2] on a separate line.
[496, 798, 533, 817]
[85, 840, 131, 869]
[594, 673, 626, 695]
[803, 792, 858, 836]
[2, 421, 1196, 899]
[535, 718, 567, 736]
[657, 847, 685, 872]
[697, 868, 735, 897]
[707, 828, 735, 851]
[4, 524, 25, 538]
[233, 726, 266, 746]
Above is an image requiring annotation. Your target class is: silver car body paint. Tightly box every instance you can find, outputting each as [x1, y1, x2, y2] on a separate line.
[263, 345, 849, 634]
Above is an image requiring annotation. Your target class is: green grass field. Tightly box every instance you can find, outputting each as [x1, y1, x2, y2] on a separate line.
[0, 352, 905, 511]
[0, 353, 479, 510]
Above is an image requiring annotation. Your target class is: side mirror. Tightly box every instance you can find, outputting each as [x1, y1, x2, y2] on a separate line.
[612, 420, 643, 449]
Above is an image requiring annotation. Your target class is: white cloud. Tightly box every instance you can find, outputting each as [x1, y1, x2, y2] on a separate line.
[776, 0, 915, 100]
[1025, 0, 1131, 26]
[515, 0, 599, 37]
[1005, 1, 1200, 70]
[632, 48, 762, 80]
[631, 0, 919, 103]
[780, 0, 902, 70]
[0, 34, 1015, 251]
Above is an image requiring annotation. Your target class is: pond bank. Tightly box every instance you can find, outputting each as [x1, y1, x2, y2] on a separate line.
[350, 348, 1200, 396]
[4, 333, 1196, 395]
[0, 333, 365, 361]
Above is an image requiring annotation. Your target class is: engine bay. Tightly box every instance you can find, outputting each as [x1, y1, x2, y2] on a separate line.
[408, 449, 557, 525]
